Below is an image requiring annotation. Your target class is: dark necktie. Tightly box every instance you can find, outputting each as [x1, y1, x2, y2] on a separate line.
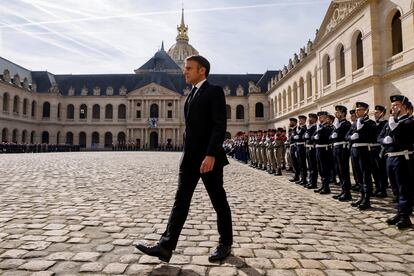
[187, 86, 198, 105]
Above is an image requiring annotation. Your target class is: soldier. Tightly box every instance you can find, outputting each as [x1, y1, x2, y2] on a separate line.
[380, 95, 414, 229]
[327, 114, 339, 186]
[305, 113, 318, 189]
[281, 129, 289, 171]
[371, 105, 388, 197]
[348, 102, 377, 210]
[260, 130, 268, 171]
[255, 130, 263, 169]
[293, 115, 308, 185]
[331, 105, 352, 201]
[288, 118, 300, 182]
[249, 131, 257, 167]
[267, 129, 277, 174]
[313, 111, 333, 194]
[273, 128, 285, 175]
[348, 109, 361, 192]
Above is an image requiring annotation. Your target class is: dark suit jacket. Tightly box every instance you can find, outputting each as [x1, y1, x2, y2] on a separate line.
[182, 80, 229, 168]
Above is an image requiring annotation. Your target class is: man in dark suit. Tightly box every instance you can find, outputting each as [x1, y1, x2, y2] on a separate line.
[135, 55, 233, 262]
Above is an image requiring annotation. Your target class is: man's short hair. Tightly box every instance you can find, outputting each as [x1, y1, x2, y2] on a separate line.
[186, 55, 211, 77]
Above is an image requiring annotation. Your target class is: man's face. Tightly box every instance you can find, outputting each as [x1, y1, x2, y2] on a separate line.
[299, 118, 306, 125]
[356, 108, 366, 118]
[391, 101, 404, 116]
[289, 121, 296, 128]
[350, 114, 357, 122]
[335, 110, 344, 119]
[374, 110, 384, 121]
[309, 117, 316, 124]
[184, 60, 206, 85]
[318, 115, 326, 123]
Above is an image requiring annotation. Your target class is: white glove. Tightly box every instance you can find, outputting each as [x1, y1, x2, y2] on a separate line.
[304, 133, 310, 139]
[383, 136, 393, 144]
[356, 118, 363, 130]
[316, 124, 321, 131]
[388, 116, 399, 131]
[333, 118, 340, 129]
[314, 134, 319, 140]
[294, 135, 299, 139]
[350, 133, 359, 140]
[331, 132, 338, 139]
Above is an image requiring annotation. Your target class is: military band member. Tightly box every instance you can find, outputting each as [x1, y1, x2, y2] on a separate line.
[294, 115, 308, 185]
[313, 111, 333, 194]
[348, 102, 377, 210]
[305, 113, 318, 189]
[331, 105, 352, 201]
[380, 95, 414, 229]
[371, 105, 388, 197]
[288, 118, 300, 182]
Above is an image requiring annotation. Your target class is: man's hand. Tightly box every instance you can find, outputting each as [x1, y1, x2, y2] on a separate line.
[200, 156, 215, 174]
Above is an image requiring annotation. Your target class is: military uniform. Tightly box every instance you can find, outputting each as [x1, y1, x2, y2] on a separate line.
[371, 105, 388, 197]
[293, 116, 308, 185]
[255, 131, 263, 169]
[304, 114, 318, 189]
[288, 118, 300, 182]
[348, 102, 377, 210]
[266, 130, 277, 174]
[331, 106, 352, 201]
[260, 132, 268, 170]
[273, 128, 285, 175]
[380, 95, 414, 229]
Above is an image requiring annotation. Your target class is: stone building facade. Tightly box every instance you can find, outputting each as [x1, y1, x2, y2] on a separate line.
[267, 0, 414, 129]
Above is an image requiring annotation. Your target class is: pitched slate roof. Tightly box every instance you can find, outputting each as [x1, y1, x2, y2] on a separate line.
[0, 56, 33, 83]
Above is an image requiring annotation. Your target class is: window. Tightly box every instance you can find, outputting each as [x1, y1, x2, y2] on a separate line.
[236, 105, 244, 120]
[57, 103, 61, 119]
[150, 104, 159, 118]
[306, 72, 312, 98]
[323, 55, 331, 86]
[392, 11, 403, 55]
[31, 101, 37, 117]
[167, 110, 173, 118]
[105, 104, 113, 119]
[23, 99, 28, 115]
[336, 45, 345, 78]
[356, 32, 364, 70]
[92, 104, 100, 119]
[118, 104, 126, 119]
[13, 96, 19, 113]
[80, 104, 87, 119]
[42, 102, 50, 118]
[3, 93, 9, 112]
[41, 131, 49, 144]
[255, 102, 264, 118]
[67, 104, 74, 119]
[136, 110, 141, 118]
[66, 132, 74, 145]
[226, 105, 231, 119]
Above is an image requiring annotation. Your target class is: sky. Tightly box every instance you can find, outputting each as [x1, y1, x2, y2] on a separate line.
[0, 0, 331, 75]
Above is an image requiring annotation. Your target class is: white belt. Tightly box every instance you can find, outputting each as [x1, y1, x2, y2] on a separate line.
[352, 143, 370, 148]
[333, 141, 348, 147]
[386, 150, 413, 160]
[296, 142, 305, 146]
[370, 143, 381, 147]
[315, 144, 331, 149]
[305, 144, 315, 148]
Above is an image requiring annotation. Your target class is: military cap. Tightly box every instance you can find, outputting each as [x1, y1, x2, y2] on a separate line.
[298, 115, 307, 120]
[407, 101, 413, 109]
[328, 114, 335, 121]
[390, 94, 409, 103]
[289, 117, 298, 123]
[335, 105, 347, 114]
[308, 113, 318, 119]
[277, 127, 284, 132]
[257, 130, 263, 133]
[374, 105, 386, 113]
[355, 102, 369, 109]
[349, 109, 356, 115]
[317, 111, 328, 116]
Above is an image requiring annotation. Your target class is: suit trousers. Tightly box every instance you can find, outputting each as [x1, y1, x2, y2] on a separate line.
[159, 162, 233, 250]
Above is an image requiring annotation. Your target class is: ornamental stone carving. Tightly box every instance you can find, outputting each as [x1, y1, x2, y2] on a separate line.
[32, 82, 37, 92]
[282, 65, 288, 75]
[325, 1, 365, 36]
[299, 47, 306, 60]
[293, 53, 299, 66]
[49, 83, 59, 94]
[93, 86, 101, 96]
[81, 85, 88, 96]
[223, 85, 231, 96]
[68, 86, 75, 96]
[119, 86, 127, 95]
[278, 71, 283, 80]
[236, 85, 244, 96]
[23, 77, 30, 90]
[288, 59, 293, 70]
[248, 81, 260, 94]
[307, 39, 313, 53]
[13, 74, 21, 87]
[2, 69, 11, 82]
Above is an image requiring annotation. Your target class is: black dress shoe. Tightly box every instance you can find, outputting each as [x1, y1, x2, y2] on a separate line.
[332, 192, 344, 199]
[351, 184, 361, 191]
[338, 193, 352, 202]
[396, 217, 413, 229]
[306, 183, 317, 189]
[386, 214, 401, 225]
[289, 177, 299, 182]
[358, 198, 371, 210]
[351, 197, 363, 207]
[314, 187, 323, 193]
[135, 243, 172, 262]
[208, 244, 231, 262]
[375, 191, 387, 198]
[319, 188, 331, 195]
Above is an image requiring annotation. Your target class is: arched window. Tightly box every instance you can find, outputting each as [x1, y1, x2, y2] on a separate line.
[3, 93, 9, 112]
[118, 104, 126, 119]
[105, 104, 113, 119]
[2, 128, 8, 142]
[13, 96, 19, 113]
[104, 132, 113, 147]
[79, 132, 86, 148]
[66, 132, 74, 145]
[292, 83, 298, 105]
[299, 78, 305, 103]
[255, 102, 264, 118]
[306, 72, 312, 98]
[31, 101, 37, 117]
[42, 102, 50, 118]
[12, 129, 18, 143]
[91, 132, 99, 146]
[354, 32, 364, 70]
[278, 93, 282, 112]
[226, 105, 231, 119]
[57, 103, 61, 119]
[57, 131, 61, 144]
[22, 130, 27, 143]
[92, 104, 100, 119]
[274, 96, 278, 114]
[336, 44, 345, 78]
[41, 131, 49, 144]
[23, 98, 28, 115]
[150, 104, 159, 118]
[67, 104, 74, 119]
[323, 55, 331, 86]
[282, 90, 287, 111]
[30, 131, 35, 144]
[392, 10, 403, 55]
[79, 104, 87, 119]
[287, 86, 292, 107]
[117, 132, 126, 144]
[236, 105, 244, 120]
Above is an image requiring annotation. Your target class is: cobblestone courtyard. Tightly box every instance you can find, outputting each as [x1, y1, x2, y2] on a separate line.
[0, 152, 413, 276]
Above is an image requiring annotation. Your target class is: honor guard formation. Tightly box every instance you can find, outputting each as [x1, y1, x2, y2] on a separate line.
[224, 95, 414, 230]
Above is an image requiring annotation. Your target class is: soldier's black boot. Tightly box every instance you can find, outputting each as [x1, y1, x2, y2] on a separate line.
[338, 191, 352, 202]
[289, 177, 299, 182]
[351, 194, 364, 207]
[351, 184, 361, 192]
[396, 217, 413, 229]
[314, 186, 323, 193]
[275, 169, 282, 176]
[333, 192, 344, 200]
[386, 214, 401, 225]
[319, 185, 331, 194]
[358, 197, 371, 210]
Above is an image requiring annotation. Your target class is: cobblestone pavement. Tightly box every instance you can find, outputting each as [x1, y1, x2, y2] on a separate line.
[0, 152, 413, 276]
